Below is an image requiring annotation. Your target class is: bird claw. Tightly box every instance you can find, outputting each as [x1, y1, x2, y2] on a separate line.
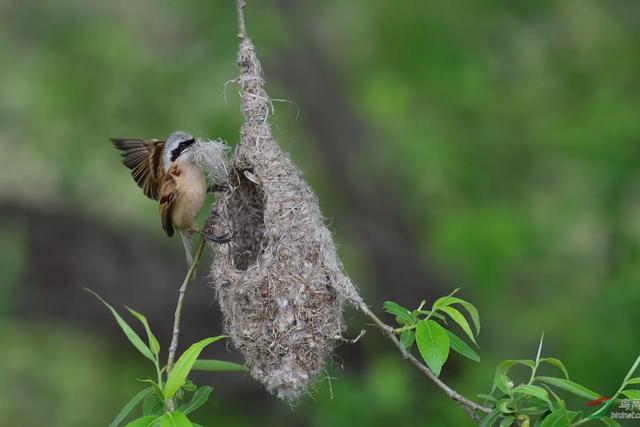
[200, 231, 232, 243]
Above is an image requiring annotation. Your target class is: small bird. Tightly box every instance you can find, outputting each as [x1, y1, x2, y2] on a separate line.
[111, 131, 229, 264]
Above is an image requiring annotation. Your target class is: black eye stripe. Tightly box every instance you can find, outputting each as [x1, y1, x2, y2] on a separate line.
[170, 138, 195, 162]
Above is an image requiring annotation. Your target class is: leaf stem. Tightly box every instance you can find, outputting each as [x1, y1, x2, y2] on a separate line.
[165, 238, 207, 410]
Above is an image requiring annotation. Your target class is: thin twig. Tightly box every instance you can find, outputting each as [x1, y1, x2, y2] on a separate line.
[358, 302, 491, 421]
[166, 238, 207, 410]
[235, 0, 247, 40]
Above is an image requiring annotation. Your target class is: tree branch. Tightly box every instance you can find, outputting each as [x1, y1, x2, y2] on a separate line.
[165, 238, 207, 410]
[357, 301, 491, 420]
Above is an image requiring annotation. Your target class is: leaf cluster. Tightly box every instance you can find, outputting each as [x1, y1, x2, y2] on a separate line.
[87, 290, 246, 426]
[384, 288, 480, 376]
[480, 335, 640, 426]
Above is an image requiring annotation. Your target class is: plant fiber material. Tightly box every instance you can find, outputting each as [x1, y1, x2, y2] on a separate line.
[205, 39, 361, 400]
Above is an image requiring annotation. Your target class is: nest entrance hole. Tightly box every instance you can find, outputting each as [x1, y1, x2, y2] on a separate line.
[228, 168, 267, 271]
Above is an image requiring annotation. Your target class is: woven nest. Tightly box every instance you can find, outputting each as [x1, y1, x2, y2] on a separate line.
[204, 39, 361, 400]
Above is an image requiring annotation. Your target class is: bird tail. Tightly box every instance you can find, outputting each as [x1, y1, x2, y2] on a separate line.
[179, 231, 194, 266]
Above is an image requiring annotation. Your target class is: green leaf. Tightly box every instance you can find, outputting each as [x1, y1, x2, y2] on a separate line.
[539, 409, 577, 427]
[598, 417, 622, 427]
[626, 377, 640, 385]
[622, 354, 640, 385]
[496, 398, 515, 414]
[383, 301, 414, 325]
[622, 389, 640, 399]
[127, 307, 160, 355]
[159, 412, 192, 427]
[85, 289, 154, 362]
[415, 319, 449, 377]
[125, 416, 160, 427]
[499, 416, 515, 427]
[439, 305, 477, 345]
[400, 329, 415, 349]
[544, 384, 566, 409]
[192, 359, 247, 372]
[416, 310, 448, 322]
[446, 330, 480, 362]
[181, 379, 197, 392]
[477, 394, 497, 402]
[493, 360, 535, 394]
[536, 376, 600, 400]
[480, 408, 502, 427]
[432, 293, 480, 334]
[142, 392, 164, 417]
[178, 386, 213, 415]
[540, 358, 570, 380]
[512, 384, 552, 409]
[164, 337, 225, 401]
[110, 388, 154, 427]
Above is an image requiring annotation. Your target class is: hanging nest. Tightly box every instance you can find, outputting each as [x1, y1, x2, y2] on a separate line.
[204, 38, 362, 400]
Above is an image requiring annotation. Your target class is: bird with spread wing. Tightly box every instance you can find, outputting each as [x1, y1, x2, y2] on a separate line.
[111, 131, 230, 264]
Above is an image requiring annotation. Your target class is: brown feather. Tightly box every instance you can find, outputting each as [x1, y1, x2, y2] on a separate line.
[111, 138, 165, 200]
[159, 164, 181, 237]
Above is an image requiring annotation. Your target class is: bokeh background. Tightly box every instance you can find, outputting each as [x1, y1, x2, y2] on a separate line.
[1, 0, 639, 425]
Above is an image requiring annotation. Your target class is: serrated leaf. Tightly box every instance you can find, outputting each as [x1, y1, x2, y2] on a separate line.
[536, 376, 599, 400]
[493, 360, 535, 394]
[164, 337, 225, 401]
[446, 330, 480, 362]
[125, 416, 160, 427]
[539, 409, 577, 427]
[480, 408, 502, 427]
[127, 307, 160, 355]
[383, 301, 414, 325]
[109, 387, 154, 427]
[192, 359, 247, 372]
[178, 386, 213, 415]
[400, 329, 415, 350]
[622, 389, 640, 399]
[415, 319, 449, 377]
[540, 358, 569, 380]
[439, 305, 477, 345]
[86, 289, 154, 362]
[159, 412, 192, 427]
[432, 294, 480, 334]
[513, 384, 552, 410]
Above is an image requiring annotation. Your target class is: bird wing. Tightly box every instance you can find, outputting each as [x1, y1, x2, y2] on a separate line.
[111, 138, 165, 200]
[158, 163, 182, 237]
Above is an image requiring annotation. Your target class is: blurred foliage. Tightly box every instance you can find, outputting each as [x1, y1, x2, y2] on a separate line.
[1, 0, 640, 425]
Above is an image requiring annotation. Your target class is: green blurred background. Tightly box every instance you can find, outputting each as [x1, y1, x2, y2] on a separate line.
[1, 0, 639, 425]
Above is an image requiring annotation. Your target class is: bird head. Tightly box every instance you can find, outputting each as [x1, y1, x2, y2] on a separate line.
[163, 130, 196, 170]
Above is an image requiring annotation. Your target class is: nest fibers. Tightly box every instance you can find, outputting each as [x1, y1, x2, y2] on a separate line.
[204, 38, 362, 400]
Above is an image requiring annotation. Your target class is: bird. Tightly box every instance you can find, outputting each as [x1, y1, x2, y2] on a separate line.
[111, 131, 230, 265]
